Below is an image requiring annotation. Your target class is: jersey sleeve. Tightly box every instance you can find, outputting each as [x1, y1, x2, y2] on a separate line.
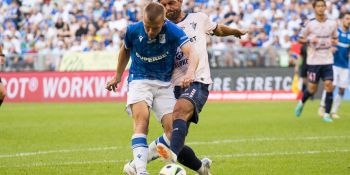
[199, 12, 217, 35]
[124, 26, 133, 49]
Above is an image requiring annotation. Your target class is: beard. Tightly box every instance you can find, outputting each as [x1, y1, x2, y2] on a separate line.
[166, 9, 181, 21]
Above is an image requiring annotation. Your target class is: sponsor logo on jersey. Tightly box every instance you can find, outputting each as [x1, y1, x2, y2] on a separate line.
[175, 50, 184, 60]
[174, 58, 188, 68]
[135, 51, 169, 62]
[189, 36, 197, 42]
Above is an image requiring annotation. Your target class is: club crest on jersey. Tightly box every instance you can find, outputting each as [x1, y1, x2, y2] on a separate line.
[139, 36, 143, 42]
[159, 34, 166, 43]
[190, 22, 197, 30]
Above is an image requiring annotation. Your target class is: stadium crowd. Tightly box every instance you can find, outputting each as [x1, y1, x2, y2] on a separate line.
[0, 0, 350, 70]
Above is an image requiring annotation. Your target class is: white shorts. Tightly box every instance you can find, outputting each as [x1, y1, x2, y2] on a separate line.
[126, 80, 176, 122]
[333, 66, 349, 88]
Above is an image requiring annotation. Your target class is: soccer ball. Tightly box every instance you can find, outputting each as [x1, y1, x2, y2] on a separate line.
[159, 163, 186, 175]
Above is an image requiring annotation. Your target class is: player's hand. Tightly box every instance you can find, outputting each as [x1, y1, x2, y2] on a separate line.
[234, 29, 248, 39]
[310, 37, 318, 45]
[330, 47, 337, 53]
[106, 75, 121, 92]
[181, 73, 194, 89]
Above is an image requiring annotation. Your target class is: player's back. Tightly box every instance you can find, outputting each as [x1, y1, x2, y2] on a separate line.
[125, 20, 189, 83]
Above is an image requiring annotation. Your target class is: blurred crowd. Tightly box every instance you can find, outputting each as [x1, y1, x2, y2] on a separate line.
[1, 0, 350, 71]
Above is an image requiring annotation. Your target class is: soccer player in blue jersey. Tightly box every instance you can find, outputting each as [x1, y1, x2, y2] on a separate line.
[0, 45, 6, 107]
[319, 12, 350, 119]
[295, 0, 338, 122]
[106, 2, 198, 175]
[121, 1, 246, 174]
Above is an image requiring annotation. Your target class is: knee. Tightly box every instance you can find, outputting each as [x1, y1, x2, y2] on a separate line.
[307, 86, 317, 94]
[173, 103, 193, 120]
[324, 83, 333, 92]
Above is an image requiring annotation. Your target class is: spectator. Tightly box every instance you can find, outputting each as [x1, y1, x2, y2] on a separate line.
[0, 0, 348, 70]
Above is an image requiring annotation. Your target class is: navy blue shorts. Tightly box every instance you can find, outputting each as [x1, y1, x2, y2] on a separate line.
[307, 64, 333, 84]
[299, 62, 308, 78]
[174, 82, 209, 124]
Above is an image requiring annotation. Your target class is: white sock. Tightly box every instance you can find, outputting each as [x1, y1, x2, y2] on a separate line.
[320, 90, 326, 107]
[130, 133, 170, 169]
[147, 140, 158, 162]
[331, 93, 342, 114]
[131, 134, 148, 174]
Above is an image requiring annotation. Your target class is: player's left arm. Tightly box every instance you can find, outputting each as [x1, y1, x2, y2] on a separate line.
[180, 42, 199, 88]
[213, 24, 248, 39]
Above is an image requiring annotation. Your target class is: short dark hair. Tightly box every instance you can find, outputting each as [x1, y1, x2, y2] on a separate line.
[144, 2, 165, 21]
[339, 12, 350, 19]
[312, 0, 326, 8]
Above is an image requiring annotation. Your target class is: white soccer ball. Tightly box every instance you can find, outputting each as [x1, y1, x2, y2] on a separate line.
[159, 163, 186, 175]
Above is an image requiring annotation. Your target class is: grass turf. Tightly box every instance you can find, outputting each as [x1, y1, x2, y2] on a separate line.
[0, 101, 349, 175]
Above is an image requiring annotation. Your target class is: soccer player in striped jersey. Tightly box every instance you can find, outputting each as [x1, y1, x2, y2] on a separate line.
[295, 0, 338, 122]
[319, 12, 350, 119]
[0, 44, 6, 107]
[106, 2, 198, 175]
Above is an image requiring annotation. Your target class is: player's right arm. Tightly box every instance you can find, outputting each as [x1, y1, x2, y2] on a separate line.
[298, 22, 317, 45]
[180, 42, 199, 88]
[106, 42, 130, 92]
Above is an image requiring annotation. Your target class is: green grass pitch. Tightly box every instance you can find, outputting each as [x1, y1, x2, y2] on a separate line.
[0, 101, 349, 175]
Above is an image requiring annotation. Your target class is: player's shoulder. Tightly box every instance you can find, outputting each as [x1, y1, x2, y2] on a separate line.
[165, 20, 184, 33]
[327, 19, 337, 26]
[126, 21, 143, 34]
[305, 18, 316, 25]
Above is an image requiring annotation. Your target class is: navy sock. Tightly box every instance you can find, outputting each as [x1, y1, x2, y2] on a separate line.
[325, 92, 333, 114]
[178, 145, 202, 171]
[171, 119, 188, 156]
[302, 84, 307, 92]
[302, 89, 313, 103]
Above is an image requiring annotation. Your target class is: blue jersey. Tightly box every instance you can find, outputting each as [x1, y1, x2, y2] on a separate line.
[124, 20, 189, 82]
[334, 28, 350, 68]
